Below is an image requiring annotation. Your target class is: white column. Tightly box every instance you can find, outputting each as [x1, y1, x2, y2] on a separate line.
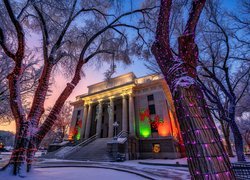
[122, 95, 128, 132]
[68, 109, 78, 140]
[108, 98, 114, 138]
[129, 94, 135, 136]
[96, 101, 103, 138]
[80, 105, 88, 140]
[84, 103, 92, 139]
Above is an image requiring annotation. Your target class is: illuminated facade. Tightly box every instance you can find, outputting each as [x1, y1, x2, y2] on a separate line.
[69, 72, 183, 159]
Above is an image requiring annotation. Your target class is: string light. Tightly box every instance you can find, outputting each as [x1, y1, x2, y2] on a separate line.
[152, 2, 235, 178]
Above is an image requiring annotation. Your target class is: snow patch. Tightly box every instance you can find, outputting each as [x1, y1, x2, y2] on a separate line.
[67, 82, 75, 88]
[0, 167, 146, 180]
[172, 76, 195, 94]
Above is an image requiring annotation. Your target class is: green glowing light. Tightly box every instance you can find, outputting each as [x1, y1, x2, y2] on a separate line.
[76, 127, 81, 140]
[139, 117, 151, 138]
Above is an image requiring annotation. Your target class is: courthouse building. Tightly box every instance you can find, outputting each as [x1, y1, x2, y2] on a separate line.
[68, 72, 184, 159]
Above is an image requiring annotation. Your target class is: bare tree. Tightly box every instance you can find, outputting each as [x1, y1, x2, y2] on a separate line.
[0, 54, 40, 124]
[228, 0, 250, 49]
[198, 0, 250, 162]
[0, 0, 156, 176]
[143, 0, 250, 162]
[151, 0, 235, 179]
[40, 102, 72, 148]
[237, 112, 250, 150]
[45, 102, 72, 143]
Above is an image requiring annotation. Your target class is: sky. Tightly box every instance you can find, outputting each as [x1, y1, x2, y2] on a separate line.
[0, 0, 238, 133]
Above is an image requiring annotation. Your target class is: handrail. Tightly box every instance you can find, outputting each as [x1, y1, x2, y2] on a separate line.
[117, 131, 129, 138]
[60, 134, 98, 158]
[78, 134, 98, 147]
[116, 131, 129, 144]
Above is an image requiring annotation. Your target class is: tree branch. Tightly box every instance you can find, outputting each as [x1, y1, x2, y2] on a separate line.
[184, 0, 206, 35]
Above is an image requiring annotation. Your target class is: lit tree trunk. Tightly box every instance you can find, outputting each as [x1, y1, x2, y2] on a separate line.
[152, 0, 235, 178]
[8, 121, 31, 176]
[26, 60, 85, 171]
[0, 0, 29, 176]
[174, 84, 234, 179]
[26, 62, 54, 172]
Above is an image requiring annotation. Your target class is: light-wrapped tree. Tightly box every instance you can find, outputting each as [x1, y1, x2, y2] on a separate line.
[151, 0, 235, 178]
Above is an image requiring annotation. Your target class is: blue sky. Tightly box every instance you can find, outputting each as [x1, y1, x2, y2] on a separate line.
[67, 0, 239, 100]
[113, 0, 238, 77]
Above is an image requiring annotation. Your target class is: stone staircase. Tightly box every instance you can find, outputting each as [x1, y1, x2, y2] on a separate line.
[64, 138, 114, 162]
[43, 146, 72, 159]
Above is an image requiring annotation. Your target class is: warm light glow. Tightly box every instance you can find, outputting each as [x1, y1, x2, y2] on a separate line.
[158, 121, 169, 137]
[68, 133, 73, 141]
[82, 84, 135, 103]
[169, 111, 179, 138]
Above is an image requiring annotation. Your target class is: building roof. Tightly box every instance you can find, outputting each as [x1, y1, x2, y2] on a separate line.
[75, 72, 163, 101]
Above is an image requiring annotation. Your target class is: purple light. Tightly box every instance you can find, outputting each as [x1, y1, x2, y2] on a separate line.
[218, 156, 223, 161]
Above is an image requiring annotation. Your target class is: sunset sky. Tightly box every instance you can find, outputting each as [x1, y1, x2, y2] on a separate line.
[0, 59, 148, 133]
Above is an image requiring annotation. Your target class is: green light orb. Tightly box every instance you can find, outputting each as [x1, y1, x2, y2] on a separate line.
[141, 128, 151, 137]
[139, 118, 151, 138]
[76, 127, 81, 140]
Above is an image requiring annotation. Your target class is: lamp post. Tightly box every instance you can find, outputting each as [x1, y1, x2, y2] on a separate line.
[113, 121, 119, 140]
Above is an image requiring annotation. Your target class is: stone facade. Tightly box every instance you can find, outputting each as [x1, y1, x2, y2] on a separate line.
[69, 72, 184, 159]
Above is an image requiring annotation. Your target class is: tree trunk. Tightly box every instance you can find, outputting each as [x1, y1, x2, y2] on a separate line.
[228, 120, 245, 162]
[224, 134, 234, 157]
[151, 0, 235, 176]
[228, 102, 246, 162]
[6, 121, 31, 177]
[221, 121, 234, 157]
[25, 60, 85, 171]
[173, 84, 235, 179]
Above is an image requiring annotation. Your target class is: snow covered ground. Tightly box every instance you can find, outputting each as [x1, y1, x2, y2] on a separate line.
[1, 156, 249, 179]
[0, 167, 147, 180]
[34, 158, 190, 179]
[129, 156, 250, 165]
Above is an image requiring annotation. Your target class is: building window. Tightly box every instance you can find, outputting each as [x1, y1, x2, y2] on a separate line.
[148, 104, 156, 115]
[147, 94, 154, 101]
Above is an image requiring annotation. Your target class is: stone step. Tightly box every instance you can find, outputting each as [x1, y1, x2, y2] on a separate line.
[65, 138, 114, 162]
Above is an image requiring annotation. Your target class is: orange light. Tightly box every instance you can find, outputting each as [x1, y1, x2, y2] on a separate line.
[68, 133, 73, 141]
[169, 111, 179, 138]
[158, 121, 169, 137]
